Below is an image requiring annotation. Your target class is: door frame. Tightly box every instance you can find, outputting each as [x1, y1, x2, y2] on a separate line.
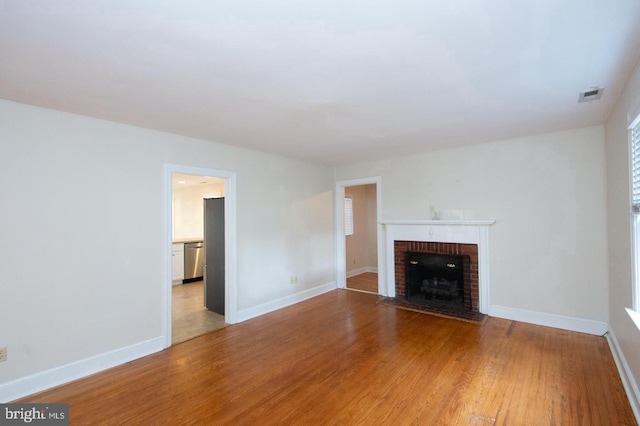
[334, 176, 385, 295]
[163, 163, 237, 348]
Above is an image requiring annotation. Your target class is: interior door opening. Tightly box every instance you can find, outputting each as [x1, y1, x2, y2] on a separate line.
[164, 164, 237, 348]
[336, 177, 383, 296]
[343, 183, 379, 294]
[171, 173, 226, 344]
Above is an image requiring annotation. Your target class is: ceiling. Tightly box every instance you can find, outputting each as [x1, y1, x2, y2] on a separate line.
[1, 1, 640, 165]
[172, 173, 224, 189]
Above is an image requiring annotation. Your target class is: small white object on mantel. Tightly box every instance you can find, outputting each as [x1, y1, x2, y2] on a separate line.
[379, 219, 496, 314]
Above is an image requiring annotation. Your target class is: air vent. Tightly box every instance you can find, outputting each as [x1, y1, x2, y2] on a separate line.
[578, 87, 604, 103]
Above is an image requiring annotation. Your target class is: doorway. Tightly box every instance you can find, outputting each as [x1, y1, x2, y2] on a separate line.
[163, 164, 237, 348]
[171, 173, 224, 344]
[335, 177, 384, 295]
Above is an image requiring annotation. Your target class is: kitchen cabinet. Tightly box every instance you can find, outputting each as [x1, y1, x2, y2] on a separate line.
[172, 243, 185, 284]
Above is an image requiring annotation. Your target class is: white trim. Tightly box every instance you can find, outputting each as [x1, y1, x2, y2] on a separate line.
[607, 327, 640, 423]
[346, 266, 378, 278]
[335, 177, 384, 295]
[381, 220, 496, 226]
[346, 267, 369, 278]
[382, 221, 493, 313]
[236, 282, 336, 322]
[630, 216, 637, 313]
[163, 164, 238, 349]
[335, 186, 347, 289]
[0, 337, 164, 403]
[627, 308, 640, 332]
[488, 305, 608, 335]
[224, 174, 238, 325]
[628, 93, 640, 128]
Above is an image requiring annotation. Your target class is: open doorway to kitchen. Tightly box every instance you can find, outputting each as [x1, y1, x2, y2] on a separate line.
[335, 177, 384, 295]
[164, 164, 237, 348]
[171, 173, 225, 344]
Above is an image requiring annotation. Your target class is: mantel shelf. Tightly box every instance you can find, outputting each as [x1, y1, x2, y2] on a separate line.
[380, 220, 496, 226]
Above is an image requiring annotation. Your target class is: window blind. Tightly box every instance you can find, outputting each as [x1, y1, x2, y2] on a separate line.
[344, 197, 354, 236]
[632, 117, 640, 214]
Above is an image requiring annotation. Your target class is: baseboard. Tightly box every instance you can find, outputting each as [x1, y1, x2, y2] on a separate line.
[488, 305, 608, 336]
[0, 337, 165, 403]
[346, 267, 378, 278]
[236, 281, 337, 323]
[607, 327, 640, 423]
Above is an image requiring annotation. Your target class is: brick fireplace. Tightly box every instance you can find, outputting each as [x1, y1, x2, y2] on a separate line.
[394, 241, 479, 313]
[381, 220, 494, 314]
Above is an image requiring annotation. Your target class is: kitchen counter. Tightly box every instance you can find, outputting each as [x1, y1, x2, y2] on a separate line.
[173, 238, 204, 244]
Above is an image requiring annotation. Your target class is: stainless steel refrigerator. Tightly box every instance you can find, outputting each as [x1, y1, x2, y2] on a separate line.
[204, 197, 225, 315]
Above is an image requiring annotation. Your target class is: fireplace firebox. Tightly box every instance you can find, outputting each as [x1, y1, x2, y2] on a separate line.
[394, 240, 480, 314]
[405, 251, 470, 313]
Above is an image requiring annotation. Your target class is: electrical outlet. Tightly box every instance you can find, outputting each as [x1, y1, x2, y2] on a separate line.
[0, 347, 7, 363]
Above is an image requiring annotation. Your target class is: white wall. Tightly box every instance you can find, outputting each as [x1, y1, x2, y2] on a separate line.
[173, 182, 224, 240]
[336, 126, 609, 323]
[0, 100, 335, 392]
[366, 184, 378, 268]
[605, 57, 640, 409]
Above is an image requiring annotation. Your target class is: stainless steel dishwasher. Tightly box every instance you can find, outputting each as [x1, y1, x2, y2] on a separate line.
[184, 241, 204, 281]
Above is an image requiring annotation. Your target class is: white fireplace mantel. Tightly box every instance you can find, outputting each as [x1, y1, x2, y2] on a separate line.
[380, 219, 495, 314]
[380, 220, 496, 226]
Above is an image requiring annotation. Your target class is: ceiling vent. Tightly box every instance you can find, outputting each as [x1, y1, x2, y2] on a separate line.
[578, 87, 604, 103]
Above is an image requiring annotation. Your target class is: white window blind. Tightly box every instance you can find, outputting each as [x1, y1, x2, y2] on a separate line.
[344, 197, 353, 236]
[632, 116, 640, 214]
[631, 113, 640, 312]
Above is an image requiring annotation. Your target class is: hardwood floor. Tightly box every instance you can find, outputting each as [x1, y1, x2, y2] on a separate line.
[18, 290, 636, 425]
[346, 272, 378, 293]
[172, 281, 226, 344]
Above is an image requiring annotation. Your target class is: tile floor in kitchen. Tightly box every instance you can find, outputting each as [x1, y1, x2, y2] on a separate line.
[172, 280, 227, 344]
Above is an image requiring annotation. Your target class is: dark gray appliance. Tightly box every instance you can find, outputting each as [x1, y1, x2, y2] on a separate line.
[184, 241, 204, 281]
[204, 197, 225, 315]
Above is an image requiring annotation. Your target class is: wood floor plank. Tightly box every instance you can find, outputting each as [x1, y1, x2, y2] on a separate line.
[346, 272, 379, 293]
[15, 290, 637, 425]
